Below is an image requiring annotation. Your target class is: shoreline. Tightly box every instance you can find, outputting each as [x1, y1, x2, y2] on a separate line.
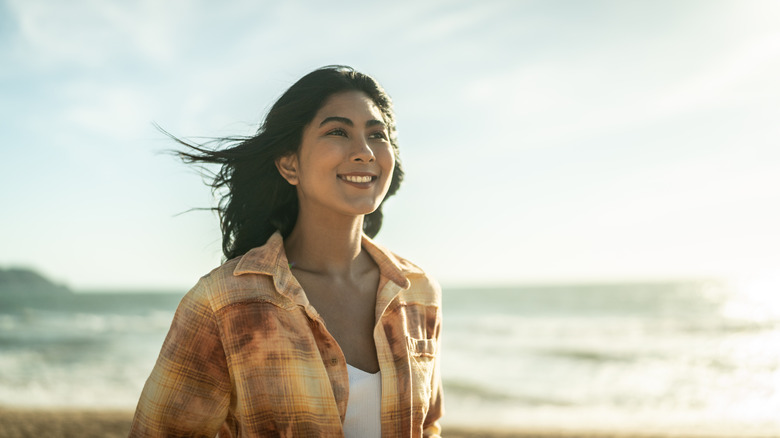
[0, 407, 774, 438]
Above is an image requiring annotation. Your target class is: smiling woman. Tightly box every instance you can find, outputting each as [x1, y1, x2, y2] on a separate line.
[169, 67, 404, 260]
[129, 66, 443, 438]
[275, 90, 396, 228]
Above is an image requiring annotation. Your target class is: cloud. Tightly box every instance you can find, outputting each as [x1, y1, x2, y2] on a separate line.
[57, 82, 154, 141]
[458, 26, 780, 153]
[8, 0, 177, 68]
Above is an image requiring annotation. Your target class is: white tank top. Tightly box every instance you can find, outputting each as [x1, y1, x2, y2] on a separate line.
[343, 364, 382, 438]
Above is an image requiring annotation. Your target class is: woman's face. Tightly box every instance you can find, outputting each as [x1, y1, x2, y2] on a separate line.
[276, 90, 395, 220]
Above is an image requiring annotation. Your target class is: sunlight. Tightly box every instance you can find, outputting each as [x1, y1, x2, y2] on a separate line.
[722, 274, 780, 323]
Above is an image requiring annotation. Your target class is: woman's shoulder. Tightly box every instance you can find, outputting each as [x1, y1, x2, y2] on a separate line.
[401, 270, 442, 307]
[362, 234, 421, 273]
[183, 246, 290, 313]
[370, 242, 441, 306]
[389, 251, 438, 287]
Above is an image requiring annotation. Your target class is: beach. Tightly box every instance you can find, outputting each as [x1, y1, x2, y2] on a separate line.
[0, 408, 132, 438]
[2, 283, 780, 436]
[0, 408, 766, 438]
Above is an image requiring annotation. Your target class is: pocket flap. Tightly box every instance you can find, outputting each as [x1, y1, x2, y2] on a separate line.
[406, 336, 437, 358]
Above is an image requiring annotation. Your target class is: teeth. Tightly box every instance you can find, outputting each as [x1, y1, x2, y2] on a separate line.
[342, 175, 372, 183]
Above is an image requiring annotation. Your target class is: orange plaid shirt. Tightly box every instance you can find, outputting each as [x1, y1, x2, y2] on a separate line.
[129, 232, 443, 437]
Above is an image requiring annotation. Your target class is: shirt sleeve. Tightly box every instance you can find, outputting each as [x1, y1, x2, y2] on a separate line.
[129, 278, 231, 437]
[423, 292, 444, 437]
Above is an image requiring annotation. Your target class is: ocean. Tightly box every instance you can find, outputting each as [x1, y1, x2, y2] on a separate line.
[1, 280, 779, 436]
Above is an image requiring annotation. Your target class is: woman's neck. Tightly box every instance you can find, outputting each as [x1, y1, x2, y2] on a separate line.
[283, 210, 367, 279]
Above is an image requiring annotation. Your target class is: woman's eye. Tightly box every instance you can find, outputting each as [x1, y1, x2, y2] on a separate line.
[369, 131, 388, 140]
[327, 128, 347, 137]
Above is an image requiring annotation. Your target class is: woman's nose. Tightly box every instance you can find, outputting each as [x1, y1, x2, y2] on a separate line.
[350, 137, 375, 162]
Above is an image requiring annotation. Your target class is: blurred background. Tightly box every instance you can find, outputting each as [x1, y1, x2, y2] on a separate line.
[1, 0, 779, 436]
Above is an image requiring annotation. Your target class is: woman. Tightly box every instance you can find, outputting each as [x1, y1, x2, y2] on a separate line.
[129, 66, 443, 437]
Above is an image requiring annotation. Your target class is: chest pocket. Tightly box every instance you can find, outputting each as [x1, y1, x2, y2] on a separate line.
[407, 336, 437, 410]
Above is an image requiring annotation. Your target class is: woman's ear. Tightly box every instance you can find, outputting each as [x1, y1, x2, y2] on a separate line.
[275, 154, 299, 185]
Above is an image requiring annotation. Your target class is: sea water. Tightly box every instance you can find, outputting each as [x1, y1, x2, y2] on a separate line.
[442, 281, 780, 436]
[1, 281, 779, 435]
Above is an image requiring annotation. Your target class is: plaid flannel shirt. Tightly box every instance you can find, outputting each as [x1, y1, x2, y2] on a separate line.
[129, 231, 443, 437]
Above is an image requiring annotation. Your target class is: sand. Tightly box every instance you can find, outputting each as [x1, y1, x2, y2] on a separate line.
[0, 408, 763, 437]
[0, 408, 133, 438]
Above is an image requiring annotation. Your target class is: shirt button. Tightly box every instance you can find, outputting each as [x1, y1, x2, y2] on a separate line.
[331, 358, 338, 365]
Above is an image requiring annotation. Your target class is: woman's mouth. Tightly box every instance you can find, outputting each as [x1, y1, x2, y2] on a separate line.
[338, 174, 376, 183]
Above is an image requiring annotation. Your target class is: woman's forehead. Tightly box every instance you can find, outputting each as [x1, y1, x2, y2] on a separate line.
[315, 91, 384, 122]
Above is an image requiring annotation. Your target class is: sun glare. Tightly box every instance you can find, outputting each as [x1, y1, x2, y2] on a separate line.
[721, 274, 780, 323]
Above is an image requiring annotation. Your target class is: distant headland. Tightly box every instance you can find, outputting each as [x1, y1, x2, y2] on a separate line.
[0, 267, 71, 295]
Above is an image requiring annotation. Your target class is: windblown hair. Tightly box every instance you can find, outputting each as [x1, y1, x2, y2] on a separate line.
[173, 65, 404, 261]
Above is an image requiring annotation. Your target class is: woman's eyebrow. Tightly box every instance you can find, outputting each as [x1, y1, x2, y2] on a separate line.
[366, 119, 386, 128]
[319, 116, 386, 128]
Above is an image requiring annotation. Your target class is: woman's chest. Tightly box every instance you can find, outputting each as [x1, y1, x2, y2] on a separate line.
[295, 275, 381, 373]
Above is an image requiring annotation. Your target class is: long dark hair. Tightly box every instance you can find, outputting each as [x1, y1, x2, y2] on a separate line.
[172, 65, 404, 261]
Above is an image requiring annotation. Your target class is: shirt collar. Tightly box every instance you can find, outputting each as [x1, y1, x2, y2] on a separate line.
[232, 231, 423, 289]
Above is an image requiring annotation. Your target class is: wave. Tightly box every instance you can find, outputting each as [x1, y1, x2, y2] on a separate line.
[531, 347, 637, 363]
[442, 379, 573, 406]
[0, 308, 176, 334]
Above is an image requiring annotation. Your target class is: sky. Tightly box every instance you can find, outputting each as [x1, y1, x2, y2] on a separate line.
[1, 0, 779, 290]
